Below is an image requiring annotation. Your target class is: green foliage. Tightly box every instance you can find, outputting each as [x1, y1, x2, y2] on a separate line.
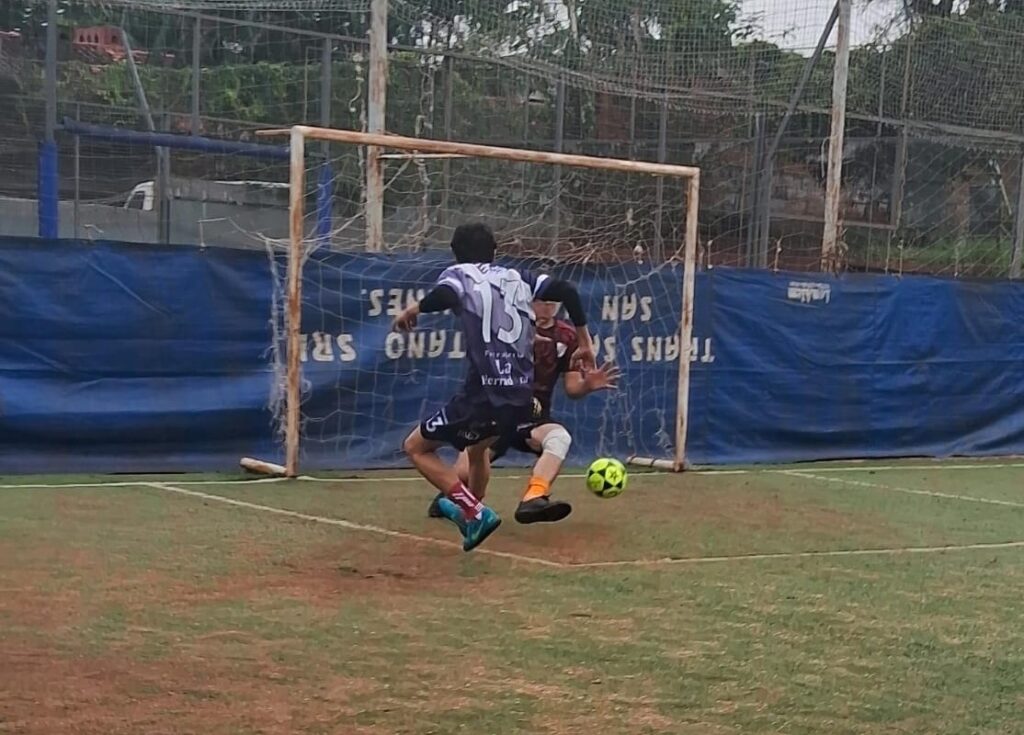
[14, 0, 1024, 141]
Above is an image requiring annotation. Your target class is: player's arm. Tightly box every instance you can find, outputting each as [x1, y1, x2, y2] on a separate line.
[392, 283, 459, 332]
[563, 360, 620, 398]
[534, 278, 595, 370]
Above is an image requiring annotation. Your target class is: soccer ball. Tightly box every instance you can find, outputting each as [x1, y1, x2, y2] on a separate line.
[586, 457, 627, 498]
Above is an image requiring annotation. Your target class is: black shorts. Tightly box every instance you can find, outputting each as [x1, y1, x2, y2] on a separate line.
[490, 416, 562, 461]
[419, 396, 533, 452]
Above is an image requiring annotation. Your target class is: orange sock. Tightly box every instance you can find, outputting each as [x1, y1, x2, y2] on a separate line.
[523, 476, 550, 502]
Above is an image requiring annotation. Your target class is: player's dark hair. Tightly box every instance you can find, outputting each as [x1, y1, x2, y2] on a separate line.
[450, 223, 497, 263]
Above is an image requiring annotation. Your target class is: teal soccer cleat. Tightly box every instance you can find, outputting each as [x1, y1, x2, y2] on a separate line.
[462, 506, 502, 552]
[435, 496, 468, 535]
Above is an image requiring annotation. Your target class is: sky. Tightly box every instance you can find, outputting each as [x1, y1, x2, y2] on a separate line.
[739, 0, 909, 53]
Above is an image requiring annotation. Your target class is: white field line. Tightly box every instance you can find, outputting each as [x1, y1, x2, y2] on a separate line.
[569, 539, 1024, 568]
[4, 460, 1024, 492]
[6, 462, 1024, 491]
[783, 470, 1024, 510]
[293, 473, 589, 483]
[0, 477, 291, 490]
[144, 482, 564, 569]
[0, 474, 585, 490]
[765, 461, 1024, 474]
[145, 482, 1024, 570]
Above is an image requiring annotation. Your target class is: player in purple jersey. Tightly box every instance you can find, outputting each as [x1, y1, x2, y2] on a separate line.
[393, 223, 595, 551]
[428, 302, 619, 525]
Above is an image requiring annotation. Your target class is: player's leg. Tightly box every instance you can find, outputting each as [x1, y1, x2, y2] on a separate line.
[430, 439, 496, 533]
[465, 439, 493, 501]
[428, 447, 471, 519]
[514, 422, 574, 525]
[405, 403, 501, 551]
[403, 427, 462, 493]
[455, 449, 471, 487]
[428, 439, 493, 520]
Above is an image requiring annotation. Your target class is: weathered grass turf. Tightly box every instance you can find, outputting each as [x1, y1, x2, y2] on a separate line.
[2, 463, 1023, 734]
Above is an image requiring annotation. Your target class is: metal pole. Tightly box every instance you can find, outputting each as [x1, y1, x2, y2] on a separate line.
[191, 15, 201, 135]
[756, 1, 839, 267]
[365, 0, 388, 252]
[757, 149, 772, 268]
[39, 0, 59, 238]
[821, 0, 852, 272]
[316, 38, 333, 245]
[121, 28, 170, 243]
[158, 112, 171, 244]
[74, 103, 80, 239]
[890, 32, 914, 236]
[440, 55, 454, 227]
[654, 93, 668, 262]
[552, 77, 565, 254]
[320, 38, 332, 128]
[745, 112, 763, 266]
[628, 95, 637, 160]
[122, 31, 155, 131]
[45, 0, 57, 143]
[766, 2, 839, 164]
[1011, 153, 1024, 279]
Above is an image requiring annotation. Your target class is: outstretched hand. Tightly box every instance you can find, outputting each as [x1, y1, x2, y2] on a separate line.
[582, 360, 620, 393]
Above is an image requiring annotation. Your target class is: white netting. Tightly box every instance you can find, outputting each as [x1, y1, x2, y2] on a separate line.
[90, 1, 369, 10]
[266, 132, 698, 470]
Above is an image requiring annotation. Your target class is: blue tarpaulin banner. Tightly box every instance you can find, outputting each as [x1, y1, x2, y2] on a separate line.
[1, 237, 1023, 473]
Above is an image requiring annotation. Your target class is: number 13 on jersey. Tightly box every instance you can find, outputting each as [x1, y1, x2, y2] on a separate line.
[473, 280, 528, 345]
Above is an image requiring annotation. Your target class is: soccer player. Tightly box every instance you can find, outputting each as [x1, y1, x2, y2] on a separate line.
[393, 223, 594, 552]
[428, 299, 619, 524]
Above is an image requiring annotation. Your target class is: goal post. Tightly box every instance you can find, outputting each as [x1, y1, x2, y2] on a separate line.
[259, 125, 700, 477]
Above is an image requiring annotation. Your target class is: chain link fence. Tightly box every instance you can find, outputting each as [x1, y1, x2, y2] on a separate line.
[2, 1, 1024, 276]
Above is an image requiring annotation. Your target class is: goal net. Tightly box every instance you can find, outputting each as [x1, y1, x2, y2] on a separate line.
[264, 126, 699, 477]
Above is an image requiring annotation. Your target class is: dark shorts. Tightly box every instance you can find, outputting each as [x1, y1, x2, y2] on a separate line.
[419, 395, 533, 452]
[491, 416, 562, 461]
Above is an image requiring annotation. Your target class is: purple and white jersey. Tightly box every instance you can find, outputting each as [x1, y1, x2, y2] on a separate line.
[436, 263, 549, 407]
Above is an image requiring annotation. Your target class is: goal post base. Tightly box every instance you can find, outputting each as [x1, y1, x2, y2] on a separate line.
[240, 456, 288, 477]
[626, 456, 687, 472]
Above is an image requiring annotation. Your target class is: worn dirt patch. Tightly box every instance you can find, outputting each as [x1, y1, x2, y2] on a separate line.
[0, 643, 390, 735]
[190, 536, 510, 606]
[0, 542, 97, 632]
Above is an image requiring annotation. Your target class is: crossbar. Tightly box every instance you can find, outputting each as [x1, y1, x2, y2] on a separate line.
[378, 152, 469, 160]
[257, 126, 700, 178]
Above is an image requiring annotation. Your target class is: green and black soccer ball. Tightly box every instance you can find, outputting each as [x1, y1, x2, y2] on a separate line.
[586, 457, 627, 498]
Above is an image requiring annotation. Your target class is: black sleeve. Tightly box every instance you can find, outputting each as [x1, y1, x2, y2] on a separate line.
[537, 278, 587, 327]
[418, 284, 460, 313]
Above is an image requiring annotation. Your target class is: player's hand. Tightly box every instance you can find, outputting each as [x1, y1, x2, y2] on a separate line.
[571, 344, 597, 373]
[572, 328, 597, 372]
[392, 305, 419, 332]
[583, 361, 620, 393]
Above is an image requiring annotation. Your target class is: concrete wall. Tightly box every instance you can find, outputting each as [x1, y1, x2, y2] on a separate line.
[0, 196, 285, 250]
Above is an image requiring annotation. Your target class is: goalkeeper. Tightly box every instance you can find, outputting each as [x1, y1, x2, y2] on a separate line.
[428, 298, 619, 525]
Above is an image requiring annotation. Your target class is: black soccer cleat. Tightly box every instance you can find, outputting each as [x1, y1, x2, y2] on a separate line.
[427, 492, 445, 518]
[514, 496, 572, 525]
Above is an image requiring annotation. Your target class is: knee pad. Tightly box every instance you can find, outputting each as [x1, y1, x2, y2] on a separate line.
[541, 426, 572, 461]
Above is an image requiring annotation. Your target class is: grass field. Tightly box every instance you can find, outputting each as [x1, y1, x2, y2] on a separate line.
[2, 461, 1024, 734]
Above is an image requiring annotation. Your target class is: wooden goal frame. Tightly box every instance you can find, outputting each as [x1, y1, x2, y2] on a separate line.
[257, 125, 700, 477]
